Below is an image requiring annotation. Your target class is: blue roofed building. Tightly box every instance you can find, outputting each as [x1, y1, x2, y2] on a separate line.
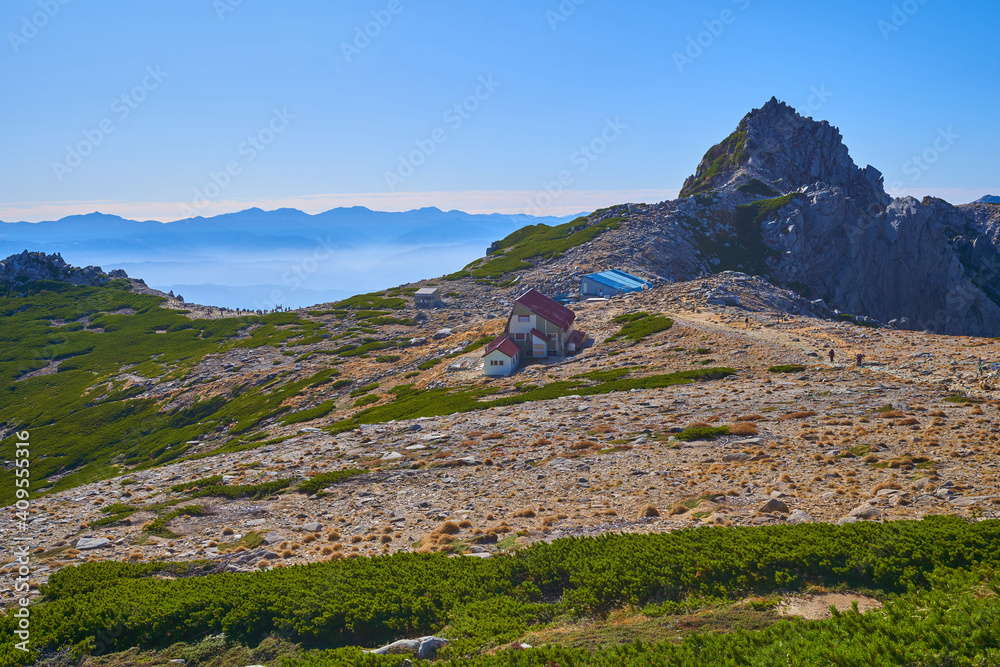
[579, 269, 650, 299]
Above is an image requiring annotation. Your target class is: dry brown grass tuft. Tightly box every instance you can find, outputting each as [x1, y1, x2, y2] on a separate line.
[779, 411, 818, 421]
[569, 440, 600, 450]
[531, 438, 553, 446]
[734, 414, 766, 422]
[482, 433, 505, 440]
[639, 504, 660, 518]
[437, 521, 461, 535]
[221, 527, 234, 536]
[728, 422, 759, 436]
[513, 508, 537, 518]
[894, 418, 920, 426]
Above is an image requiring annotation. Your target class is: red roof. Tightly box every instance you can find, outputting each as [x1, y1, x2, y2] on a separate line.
[567, 329, 586, 347]
[483, 334, 519, 358]
[530, 328, 548, 341]
[515, 289, 575, 331]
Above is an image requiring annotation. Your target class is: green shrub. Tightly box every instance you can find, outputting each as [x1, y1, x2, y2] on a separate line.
[4, 517, 1000, 664]
[606, 313, 673, 343]
[675, 425, 730, 441]
[282, 401, 336, 425]
[187, 479, 294, 500]
[353, 394, 380, 408]
[768, 364, 806, 373]
[296, 469, 365, 495]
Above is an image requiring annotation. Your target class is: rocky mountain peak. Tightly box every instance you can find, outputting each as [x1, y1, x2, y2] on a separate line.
[0, 250, 129, 287]
[681, 97, 887, 202]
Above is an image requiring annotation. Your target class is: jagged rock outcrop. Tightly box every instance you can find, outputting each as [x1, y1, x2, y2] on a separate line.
[0, 250, 129, 286]
[616, 98, 1000, 337]
[681, 97, 889, 203]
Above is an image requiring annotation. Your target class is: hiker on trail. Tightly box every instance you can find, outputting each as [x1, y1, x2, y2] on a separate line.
[744, 316, 750, 329]
[856, 353, 865, 368]
[977, 359, 985, 376]
[829, 349, 835, 364]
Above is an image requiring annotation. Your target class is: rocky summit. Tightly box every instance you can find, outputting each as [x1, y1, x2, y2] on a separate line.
[528, 97, 1000, 337]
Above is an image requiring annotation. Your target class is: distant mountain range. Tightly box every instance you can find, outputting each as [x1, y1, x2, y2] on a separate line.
[0, 207, 583, 309]
[974, 195, 1000, 204]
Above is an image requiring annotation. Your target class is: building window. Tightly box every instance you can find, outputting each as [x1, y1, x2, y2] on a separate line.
[518, 315, 530, 322]
[491, 359, 504, 366]
[548, 333, 557, 340]
[514, 333, 526, 341]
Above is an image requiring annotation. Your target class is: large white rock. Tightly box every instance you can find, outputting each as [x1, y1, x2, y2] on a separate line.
[76, 537, 111, 550]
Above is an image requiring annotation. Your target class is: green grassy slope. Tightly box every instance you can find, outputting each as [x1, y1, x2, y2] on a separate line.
[0, 280, 327, 503]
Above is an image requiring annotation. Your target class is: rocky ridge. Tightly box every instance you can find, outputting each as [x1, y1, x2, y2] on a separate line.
[0, 250, 131, 287]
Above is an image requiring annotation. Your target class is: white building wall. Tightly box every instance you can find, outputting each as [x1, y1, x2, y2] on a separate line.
[483, 350, 517, 377]
[507, 315, 536, 335]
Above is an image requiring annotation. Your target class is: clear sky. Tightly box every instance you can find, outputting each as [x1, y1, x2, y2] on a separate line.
[1, 0, 996, 222]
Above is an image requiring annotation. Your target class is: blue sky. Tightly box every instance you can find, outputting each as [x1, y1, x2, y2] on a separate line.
[1, 0, 996, 222]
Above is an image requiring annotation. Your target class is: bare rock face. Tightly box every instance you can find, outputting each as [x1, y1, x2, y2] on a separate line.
[628, 98, 1000, 337]
[762, 193, 1000, 336]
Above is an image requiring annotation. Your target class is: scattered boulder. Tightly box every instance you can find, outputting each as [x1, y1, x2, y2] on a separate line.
[787, 509, 814, 525]
[75, 537, 111, 550]
[367, 636, 448, 660]
[758, 498, 789, 514]
[848, 504, 883, 520]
